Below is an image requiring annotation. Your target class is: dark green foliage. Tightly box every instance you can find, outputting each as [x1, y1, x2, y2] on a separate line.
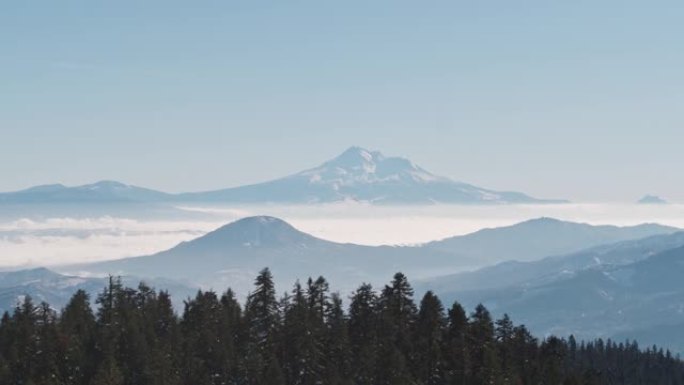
[0, 270, 682, 385]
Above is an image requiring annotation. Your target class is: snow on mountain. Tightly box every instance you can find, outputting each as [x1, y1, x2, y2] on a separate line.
[179, 146, 566, 204]
[0, 147, 566, 205]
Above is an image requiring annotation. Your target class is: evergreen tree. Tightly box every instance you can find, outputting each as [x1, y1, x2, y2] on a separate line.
[348, 283, 378, 385]
[375, 273, 417, 385]
[146, 291, 181, 385]
[324, 293, 353, 385]
[282, 281, 318, 384]
[33, 302, 60, 385]
[91, 357, 124, 385]
[181, 290, 230, 385]
[468, 304, 500, 385]
[414, 291, 446, 385]
[495, 314, 515, 384]
[244, 268, 280, 384]
[58, 289, 96, 385]
[219, 288, 243, 384]
[540, 336, 566, 385]
[0, 270, 682, 385]
[444, 301, 470, 385]
[8, 296, 40, 383]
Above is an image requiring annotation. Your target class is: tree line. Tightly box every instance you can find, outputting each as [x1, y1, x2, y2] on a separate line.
[0, 268, 682, 385]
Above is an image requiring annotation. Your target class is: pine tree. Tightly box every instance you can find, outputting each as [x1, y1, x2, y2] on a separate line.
[33, 302, 61, 385]
[324, 293, 353, 385]
[414, 291, 446, 385]
[495, 314, 515, 384]
[8, 296, 40, 383]
[348, 283, 378, 385]
[146, 291, 181, 385]
[91, 357, 124, 385]
[0, 270, 683, 385]
[444, 301, 469, 385]
[281, 281, 312, 384]
[220, 288, 243, 385]
[510, 325, 538, 385]
[468, 304, 500, 385]
[375, 273, 417, 385]
[540, 336, 566, 385]
[244, 268, 280, 384]
[181, 290, 230, 385]
[58, 289, 96, 385]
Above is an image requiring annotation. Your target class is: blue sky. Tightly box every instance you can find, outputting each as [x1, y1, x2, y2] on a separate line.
[2, 0, 683, 201]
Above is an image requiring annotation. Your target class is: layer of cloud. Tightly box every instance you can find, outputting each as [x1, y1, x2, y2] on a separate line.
[1, 203, 684, 269]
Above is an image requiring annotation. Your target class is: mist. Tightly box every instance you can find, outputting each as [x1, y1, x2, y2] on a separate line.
[1, 202, 683, 268]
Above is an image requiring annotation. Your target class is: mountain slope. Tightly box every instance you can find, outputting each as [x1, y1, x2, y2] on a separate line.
[421, 230, 684, 294]
[0, 268, 197, 314]
[425, 217, 679, 264]
[64, 216, 463, 293]
[638, 195, 668, 204]
[178, 147, 564, 204]
[422, 237, 684, 353]
[0, 147, 565, 205]
[63, 216, 677, 295]
[0, 181, 172, 204]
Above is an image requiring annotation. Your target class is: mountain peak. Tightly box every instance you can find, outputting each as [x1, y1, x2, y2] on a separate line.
[327, 146, 385, 169]
[520, 217, 569, 226]
[180, 216, 325, 249]
[80, 180, 132, 190]
[301, 147, 440, 186]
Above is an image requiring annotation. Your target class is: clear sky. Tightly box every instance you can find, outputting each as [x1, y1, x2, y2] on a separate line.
[2, 0, 683, 202]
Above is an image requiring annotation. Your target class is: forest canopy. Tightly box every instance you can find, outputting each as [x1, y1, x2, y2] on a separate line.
[0, 268, 682, 385]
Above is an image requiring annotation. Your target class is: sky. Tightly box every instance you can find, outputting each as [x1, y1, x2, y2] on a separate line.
[2, 0, 683, 202]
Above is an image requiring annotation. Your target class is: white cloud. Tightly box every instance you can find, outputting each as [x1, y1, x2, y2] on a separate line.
[1, 203, 683, 269]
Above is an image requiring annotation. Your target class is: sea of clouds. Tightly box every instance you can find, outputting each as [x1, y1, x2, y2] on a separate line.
[1, 203, 684, 268]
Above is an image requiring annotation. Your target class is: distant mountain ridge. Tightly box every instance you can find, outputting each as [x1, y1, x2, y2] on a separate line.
[0, 267, 196, 314]
[425, 217, 679, 264]
[0, 147, 565, 205]
[638, 195, 668, 204]
[60, 216, 677, 294]
[8, 215, 683, 353]
[0, 180, 172, 204]
[419, 231, 684, 353]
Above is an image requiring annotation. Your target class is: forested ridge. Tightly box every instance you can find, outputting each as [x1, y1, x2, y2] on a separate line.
[0, 268, 682, 385]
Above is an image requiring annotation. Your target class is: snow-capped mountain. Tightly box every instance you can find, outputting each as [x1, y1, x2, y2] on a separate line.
[179, 146, 565, 204]
[0, 147, 565, 205]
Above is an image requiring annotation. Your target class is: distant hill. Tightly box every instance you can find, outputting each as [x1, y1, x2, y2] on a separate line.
[424, 217, 679, 264]
[0, 180, 172, 204]
[420, 231, 684, 294]
[0, 147, 566, 205]
[0, 268, 197, 314]
[63, 216, 462, 294]
[638, 195, 668, 204]
[420, 233, 684, 354]
[61, 216, 677, 294]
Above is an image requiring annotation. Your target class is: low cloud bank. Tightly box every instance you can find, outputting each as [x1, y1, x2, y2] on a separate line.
[1, 203, 683, 268]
